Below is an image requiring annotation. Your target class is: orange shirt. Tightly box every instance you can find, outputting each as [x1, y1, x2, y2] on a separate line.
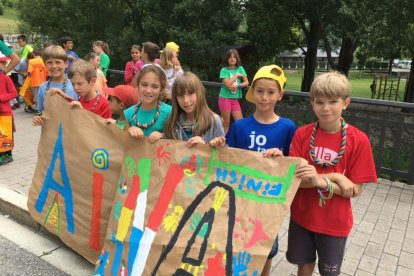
[28, 58, 48, 87]
[94, 69, 108, 96]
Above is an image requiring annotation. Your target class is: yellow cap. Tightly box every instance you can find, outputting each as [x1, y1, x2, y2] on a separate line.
[161, 42, 179, 52]
[245, 65, 287, 103]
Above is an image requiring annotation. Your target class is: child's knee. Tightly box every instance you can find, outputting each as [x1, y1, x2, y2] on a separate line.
[298, 262, 316, 275]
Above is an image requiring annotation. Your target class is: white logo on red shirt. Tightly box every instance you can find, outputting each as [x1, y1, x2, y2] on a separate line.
[310, 147, 338, 163]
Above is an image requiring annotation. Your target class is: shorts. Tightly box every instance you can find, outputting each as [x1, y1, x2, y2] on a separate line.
[32, 87, 39, 103]
[218, 97, 241, 112]
[267, 235, 279, 259]
[286, 219, 347, 276]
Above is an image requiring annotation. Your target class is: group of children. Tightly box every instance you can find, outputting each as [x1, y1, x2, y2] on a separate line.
[0, 36, 378, 276]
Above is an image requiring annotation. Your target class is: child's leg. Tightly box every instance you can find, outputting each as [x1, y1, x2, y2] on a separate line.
[314, 233, 347, 276]
[261, 236, 279, 276]
[218, 97, 232, 133]
[286, 219, 317, 276]
[230, 99, 243, 122]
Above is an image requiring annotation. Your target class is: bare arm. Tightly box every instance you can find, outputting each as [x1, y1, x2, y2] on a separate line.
[5, 53, 20, 74]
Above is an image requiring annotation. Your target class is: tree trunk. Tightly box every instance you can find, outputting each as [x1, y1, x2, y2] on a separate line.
[388, 56, 394, 76]
[403, 52, 414, 104]
[301, 21, 319, 92]
[336, 38, 358, 77]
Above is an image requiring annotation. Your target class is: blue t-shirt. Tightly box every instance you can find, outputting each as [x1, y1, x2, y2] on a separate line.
[37, 80, 78, 111]
[124, 102, 172, 137]
[65, 50, 80, 73]
[226, 115, 296, 155]
[14, 59, 29, 86]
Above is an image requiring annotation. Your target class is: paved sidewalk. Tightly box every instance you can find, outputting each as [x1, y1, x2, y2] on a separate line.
[1, 107, 414, 275]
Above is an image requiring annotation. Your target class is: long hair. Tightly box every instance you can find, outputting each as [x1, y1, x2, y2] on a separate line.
[93, 41, 110, 56]
[159, 48, 175, 70]
[164, 72, 219, 139]
[224, 48, 242, 68]
[134, 65, 167, 102]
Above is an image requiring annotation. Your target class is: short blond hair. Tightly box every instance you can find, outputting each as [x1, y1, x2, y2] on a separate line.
[68, 60, 97, 82]
[310, 71, 351, 101]
[42, 45, 68, 62]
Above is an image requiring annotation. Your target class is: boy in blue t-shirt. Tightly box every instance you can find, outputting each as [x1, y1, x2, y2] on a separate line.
[210, 65, 296, 276]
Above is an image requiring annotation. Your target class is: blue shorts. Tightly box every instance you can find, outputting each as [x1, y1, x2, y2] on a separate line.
[268, 235, 279, 259]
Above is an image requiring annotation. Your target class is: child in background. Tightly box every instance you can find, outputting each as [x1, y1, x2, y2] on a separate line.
[14, 52, 35, 113]
[0, 40, 20, 73]
[28, 48, 48, 110]
[124, 65, 171, 142]
[141, 42, 161, 66]
[287, 72, 377, 276]
[92, 41, 111, 77]
[104, 85, 140, 130]
[84, 52, 107, 97]
[219, 49, 249, 133]
[164, 71, 224, 146]
[159, 48, 183, 101]
[164, 42, 181, 69]
[0, 53, 18, 165]
[210, 65, 297, 276]
[32, 45, 78, 123]
[17, 34, 33, 60]
[124, 45, 144, 86]
[61, 36, 80, 73]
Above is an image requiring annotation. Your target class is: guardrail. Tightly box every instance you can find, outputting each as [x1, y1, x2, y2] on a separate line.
[107, 69, 414, 184]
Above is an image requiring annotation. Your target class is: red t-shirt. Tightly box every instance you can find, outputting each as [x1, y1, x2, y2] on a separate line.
[0, 73, 17, 116]
[289, 123, 377, 237]
[79, 95, 112, 119]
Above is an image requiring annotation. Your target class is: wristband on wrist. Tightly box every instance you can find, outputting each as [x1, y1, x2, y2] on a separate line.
[238, 84, 242, 89]
[318, 177, 333, 207]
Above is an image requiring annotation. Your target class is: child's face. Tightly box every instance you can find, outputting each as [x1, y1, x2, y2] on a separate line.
[70, 74, 96, 98]
[92, 44, 101, 54]
[90, 56, 100, 69]
[177, 90, 197, 116]
[141, 47, 149, 63]
[109, 96, 123, 114]
[17, 39, 26, 47]
[131, 48, 141, 61]
[45, 58, 69, 78]
[171, 51, 178, 66]
[63, 41, 74, 51]
[138, 72, 161, 105]
[0, 61, 6, 70]
[228, 53, 237, 67]
[252, 78, 283, 113]
[311, 96, 350, 126]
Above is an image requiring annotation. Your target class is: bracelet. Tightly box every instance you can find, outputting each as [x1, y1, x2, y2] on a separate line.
[318, 177, 333, 207]
[320, 177, 330, 192]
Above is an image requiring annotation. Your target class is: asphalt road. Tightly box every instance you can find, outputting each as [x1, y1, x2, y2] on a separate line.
[0, 234, 69, 276]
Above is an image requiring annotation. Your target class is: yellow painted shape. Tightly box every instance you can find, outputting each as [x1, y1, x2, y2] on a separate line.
[212, 243, 216, 249]
[116, 208, 133, 242]
[162, 205, 184, 232]
[213, 188, 229, 211]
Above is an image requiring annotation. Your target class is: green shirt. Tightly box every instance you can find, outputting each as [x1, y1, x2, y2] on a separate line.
[0, 41, 13, 56]
[99, 54, 110, 76]
[219, 66, 247, 99]
[21, 45, 33, 59]
[116, 118, 126, 130]
[124, 102, 172, 137]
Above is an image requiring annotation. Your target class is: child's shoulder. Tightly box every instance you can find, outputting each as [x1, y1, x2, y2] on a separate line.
[278, 117, 296, 128]
[160, 102, 172, 114]
[345, 123, 370, 143]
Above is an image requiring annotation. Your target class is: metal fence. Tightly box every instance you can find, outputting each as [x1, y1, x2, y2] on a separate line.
[107, 69, 414, 184]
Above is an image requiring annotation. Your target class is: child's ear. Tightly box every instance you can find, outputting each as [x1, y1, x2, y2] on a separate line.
[119, 102, 125, 109]
[278, 90, 285, 100]
[343, 98, 351, 110]
[64, 60, 69, 68]
[90, 77, 97, 86]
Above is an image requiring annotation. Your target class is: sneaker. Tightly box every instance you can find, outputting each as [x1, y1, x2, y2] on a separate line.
[36, 110, 43, 116]
[12, 105, 16, 110]
[14, 102, 21, 108]
[0, 155, 13, 165]
[25, 106, 34, 113]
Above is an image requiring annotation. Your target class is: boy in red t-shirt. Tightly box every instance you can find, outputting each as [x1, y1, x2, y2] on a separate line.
[67, 60, 112, 119]
[0, 54, 18, 165]
[287, 72, 377, 276]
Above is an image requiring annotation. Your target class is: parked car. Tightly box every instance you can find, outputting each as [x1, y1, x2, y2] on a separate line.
[398, 61, 412, 69]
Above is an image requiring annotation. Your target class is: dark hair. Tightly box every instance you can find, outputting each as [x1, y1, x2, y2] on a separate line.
[224, 49, 242, 68]
[17, 35, 27, 42]
[0, 34, 4, 41]
[131, 45, 142, 51]
[93, 41, 110, 56]
[142, 42, 159, 62]
[33, 48, 43, 56]
[108, 95, 121, 103]
[43, 41, 53, 49]
[27, 52, 35, 60]
[60, 36, 73, 46]
[84, 52, 98, 61]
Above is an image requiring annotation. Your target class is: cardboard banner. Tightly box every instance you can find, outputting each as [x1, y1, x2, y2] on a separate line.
[27, 95, 124, 262]
[0, 116, 13, 152]
[28, 95, 306, 275]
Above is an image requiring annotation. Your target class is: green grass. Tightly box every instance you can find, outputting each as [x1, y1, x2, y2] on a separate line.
[0, 5, 19, 33]
[283, 70, 408, 99]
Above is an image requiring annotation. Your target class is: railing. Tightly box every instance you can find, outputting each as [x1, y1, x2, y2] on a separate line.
[107, 69, 414, 184]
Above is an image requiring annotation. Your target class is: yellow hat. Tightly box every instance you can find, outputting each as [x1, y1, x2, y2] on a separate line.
[245, 65, 287, 103]
[164, 42, 179, 52]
